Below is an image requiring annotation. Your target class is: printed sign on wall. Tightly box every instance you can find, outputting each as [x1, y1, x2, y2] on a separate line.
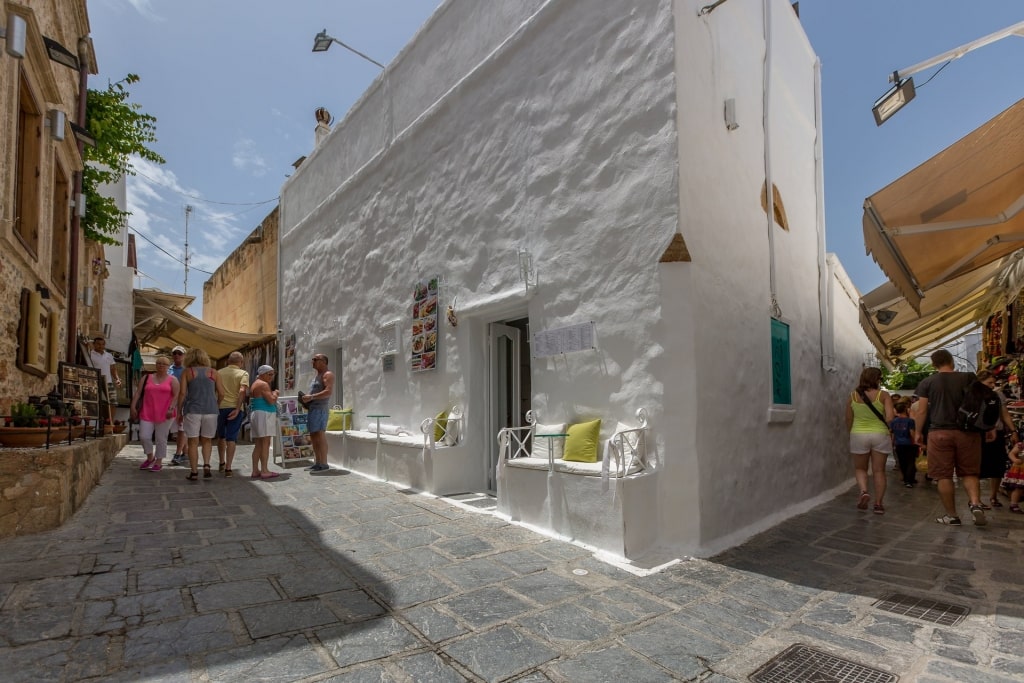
[411, 276, 439, 372]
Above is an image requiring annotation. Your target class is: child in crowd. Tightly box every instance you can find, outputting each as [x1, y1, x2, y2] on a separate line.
[1003, 442, 1024, 513]
[890, 400, 918, 487]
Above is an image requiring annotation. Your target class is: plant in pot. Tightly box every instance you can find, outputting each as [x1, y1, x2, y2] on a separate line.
[0, 403, 51, 448]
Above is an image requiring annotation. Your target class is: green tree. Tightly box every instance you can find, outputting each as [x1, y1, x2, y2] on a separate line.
[82, 74, 165, 245]
[881, 358, 934, 390]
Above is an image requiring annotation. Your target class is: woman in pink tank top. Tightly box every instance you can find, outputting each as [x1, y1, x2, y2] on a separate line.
[129, 355, 180, 471]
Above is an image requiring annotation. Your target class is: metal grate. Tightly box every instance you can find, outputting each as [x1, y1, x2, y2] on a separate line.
[872, 593, 969, 626]
[749, 644, 898, 683]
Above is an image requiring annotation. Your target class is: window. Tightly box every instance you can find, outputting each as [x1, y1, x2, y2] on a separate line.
[771, 318, 792, 405]
[14, 73, 42, 256]
[51, 162, 70, 294]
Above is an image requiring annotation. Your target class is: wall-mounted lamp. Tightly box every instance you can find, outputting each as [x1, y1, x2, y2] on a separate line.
[312, 29, 386, 69]
[724, 98, 739, 131]
[82, 286, 94, 307]
[35, 284, 51, 299]
[70, 122, 96, 148]
[875, 309, 897, 325]
[42, 35, 78, 70]
[872, 76, 916, 126]
[46, 109, 66, 141]
[0, 12, 26, 58]
[74, 193, 86, 217]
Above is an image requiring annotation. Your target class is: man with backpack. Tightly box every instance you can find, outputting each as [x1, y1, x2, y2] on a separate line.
[914, 349, 992, 526]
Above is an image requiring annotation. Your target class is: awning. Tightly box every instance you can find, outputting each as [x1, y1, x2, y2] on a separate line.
[859, 256, 1024, 363]
[133, 289, 274, 362]
[863, 97, 1024, 314]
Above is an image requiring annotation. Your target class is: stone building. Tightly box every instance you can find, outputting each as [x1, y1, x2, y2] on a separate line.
[202, 206, 278, 335]
[0, 1, 98, 412]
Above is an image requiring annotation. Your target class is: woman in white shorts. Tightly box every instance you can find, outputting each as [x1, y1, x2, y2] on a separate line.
[846, 366, 895, 514]
[177, 348, 225, 480]
[249, 365, 280, 479]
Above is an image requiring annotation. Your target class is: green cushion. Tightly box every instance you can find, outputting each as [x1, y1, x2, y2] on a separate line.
[434, 410, 449, 442]
[564, 419, 601, 463]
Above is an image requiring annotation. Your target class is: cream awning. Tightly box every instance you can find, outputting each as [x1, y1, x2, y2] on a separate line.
[863, 97, 1024, 314]
[133, 289, 274, 362]
[859, 256, 1024, 363]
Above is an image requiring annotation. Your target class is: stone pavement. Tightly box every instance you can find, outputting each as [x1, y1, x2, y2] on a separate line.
[2, 445, 1024, 682]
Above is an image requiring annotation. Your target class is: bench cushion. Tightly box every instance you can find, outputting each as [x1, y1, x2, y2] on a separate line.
[506, 456, 641, 477]
[564, 419, 601, 463]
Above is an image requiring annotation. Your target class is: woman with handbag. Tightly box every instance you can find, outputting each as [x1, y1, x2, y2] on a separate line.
[846, 366, 895, 514]
[129, 355, 180, 472]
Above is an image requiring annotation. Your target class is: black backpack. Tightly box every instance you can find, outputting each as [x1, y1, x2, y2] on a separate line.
[957, 380, 1001, 432]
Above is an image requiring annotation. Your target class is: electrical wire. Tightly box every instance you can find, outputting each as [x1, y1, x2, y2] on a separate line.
[914, 60, 952, 89]
[130, 225, 213, 275]
[132, 170, 279, 207]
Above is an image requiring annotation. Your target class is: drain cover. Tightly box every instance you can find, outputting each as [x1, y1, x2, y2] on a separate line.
[749, 644, 897, 683]
[872, 593, 969, 627]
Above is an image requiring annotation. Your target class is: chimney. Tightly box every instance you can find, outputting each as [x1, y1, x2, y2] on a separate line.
[314, 107, 333, 147]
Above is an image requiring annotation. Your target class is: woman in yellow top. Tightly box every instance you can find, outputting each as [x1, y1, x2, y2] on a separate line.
[846, 366, 895, 514]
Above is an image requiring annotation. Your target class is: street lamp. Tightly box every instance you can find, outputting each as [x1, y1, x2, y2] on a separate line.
[312, 29, 385, 70]
[872, 19, 1024, 125]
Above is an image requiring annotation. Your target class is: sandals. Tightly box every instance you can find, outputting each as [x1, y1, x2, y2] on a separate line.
[936, 515, 962, 525]
[990, 498, 1004, 508]
[873, 504, 885, 515]
[224, 468, 233, 478]
[1010, 504, 1023, 514]
[203, 464, 212, 479]
[186, 470, 199, 481]
[857, 491, 870, 510]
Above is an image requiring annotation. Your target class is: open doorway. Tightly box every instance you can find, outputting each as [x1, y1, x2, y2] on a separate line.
[486, 317, 531, 491]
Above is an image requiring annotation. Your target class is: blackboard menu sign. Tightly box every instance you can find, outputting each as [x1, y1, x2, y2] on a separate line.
[59, 362, 102, 419]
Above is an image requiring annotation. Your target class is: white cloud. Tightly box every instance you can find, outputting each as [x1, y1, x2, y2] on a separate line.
[126, 0, 163, 21]
[232, 138, 269, 177]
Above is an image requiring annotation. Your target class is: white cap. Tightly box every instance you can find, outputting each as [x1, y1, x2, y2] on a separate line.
[257, 365, 275, 376]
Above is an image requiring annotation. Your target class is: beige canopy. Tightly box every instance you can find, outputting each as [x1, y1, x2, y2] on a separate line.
[860, 256, 1024, 363]
[863, 97, 1024, 314]
[133, 289, 273, 362]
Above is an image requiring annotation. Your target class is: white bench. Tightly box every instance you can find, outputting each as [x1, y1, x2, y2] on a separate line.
[325, 407, 474, 495]
[496, 408, 657, 560]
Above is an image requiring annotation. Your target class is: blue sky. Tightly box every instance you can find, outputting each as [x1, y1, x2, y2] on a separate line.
[87, 1, 1023, 319]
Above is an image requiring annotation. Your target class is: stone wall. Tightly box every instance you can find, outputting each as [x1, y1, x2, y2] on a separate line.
[202, 207, 278, 334]
[0, 434, 125, 538]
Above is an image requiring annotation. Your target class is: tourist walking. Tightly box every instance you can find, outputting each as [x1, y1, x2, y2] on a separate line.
[1001, 442, 1024, 513]
[914, 349, 987, 526]
[169, 346, 188, 465]
[846, 366, 895, 514]
[249, 365, 279, 479]
[300, 353, 334, 472]
[216, 351, 250, 477]
[976, 369, 1018, 508]
[129, 355, 179, 471]
[177, 348, 225, 481]
[890, 399, 918, 487]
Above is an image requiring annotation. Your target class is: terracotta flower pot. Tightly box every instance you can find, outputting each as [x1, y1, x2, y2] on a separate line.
[0, 427, 52, 448]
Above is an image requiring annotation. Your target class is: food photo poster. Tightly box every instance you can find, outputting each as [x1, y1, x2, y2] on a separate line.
[411, 276, 439, 372]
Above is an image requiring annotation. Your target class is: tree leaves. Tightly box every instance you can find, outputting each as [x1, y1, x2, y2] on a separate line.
[82, 74, 165, 244]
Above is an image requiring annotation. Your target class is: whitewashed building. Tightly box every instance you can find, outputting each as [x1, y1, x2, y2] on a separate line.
[279, 0, 872, 561]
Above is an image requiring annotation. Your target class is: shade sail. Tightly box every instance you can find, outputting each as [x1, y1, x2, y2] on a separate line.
[133, 289, 274, 361]
[863, 97, 1024, 314]
[859, 256, 1024, 363]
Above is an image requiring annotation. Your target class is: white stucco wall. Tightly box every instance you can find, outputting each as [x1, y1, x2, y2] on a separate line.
[280, 0, 870, 558]
[99, 175, 133, 354]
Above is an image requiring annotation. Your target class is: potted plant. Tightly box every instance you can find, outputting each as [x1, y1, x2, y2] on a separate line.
[0, 403, 52, 448]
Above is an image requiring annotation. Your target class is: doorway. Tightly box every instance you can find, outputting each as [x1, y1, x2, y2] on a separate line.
[486, 317, 531, 491]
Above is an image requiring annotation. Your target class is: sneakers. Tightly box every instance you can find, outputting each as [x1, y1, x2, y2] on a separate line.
[139, 457, 154, 470]
[936, 515, 962, 526]
[969, 504, 987, 526]
[148, 461, 162, 472]
[309, 464, 330, 472]
[170, 455, 186, 467]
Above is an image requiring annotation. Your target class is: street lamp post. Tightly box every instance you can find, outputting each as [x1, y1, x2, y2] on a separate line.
[312, 29, 385, 70]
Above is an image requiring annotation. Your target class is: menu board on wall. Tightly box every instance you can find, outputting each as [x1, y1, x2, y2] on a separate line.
[276, 395, 314, 461]
[531, 321, 596, 358]
[284, 333, 296, 390]
[411, 276, 439, 372]
[59, 362, 102, 419]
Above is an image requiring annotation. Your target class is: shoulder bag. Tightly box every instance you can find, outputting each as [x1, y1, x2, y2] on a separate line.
[857, 389, 889, 429]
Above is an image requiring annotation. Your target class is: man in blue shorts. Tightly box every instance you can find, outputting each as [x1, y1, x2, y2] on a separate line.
[300, 354, 334, 472]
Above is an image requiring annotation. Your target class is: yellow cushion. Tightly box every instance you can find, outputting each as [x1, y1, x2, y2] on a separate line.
[434, 410, 449, 442]
[327, 406, 353, 431]
[563, 419, 601, 463]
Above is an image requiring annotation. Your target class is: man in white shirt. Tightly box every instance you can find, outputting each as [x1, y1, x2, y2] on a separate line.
[90, 336, 121, 426]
